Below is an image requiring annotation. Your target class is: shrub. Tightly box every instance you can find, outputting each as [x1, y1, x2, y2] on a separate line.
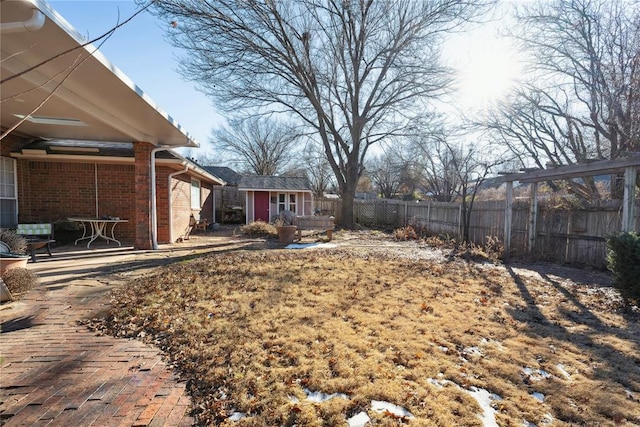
[393, 225, 417, 240]
[0, 230, 27, 254]
[240, 220, 277, 237]
[1, 267, 38, 299]
[606, 232, 640, 306]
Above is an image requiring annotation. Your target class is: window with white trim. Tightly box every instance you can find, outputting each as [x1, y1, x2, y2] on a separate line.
[277, 192, 297, 214]
[0, 156, 18, 228]
[191, 178, 201, 210]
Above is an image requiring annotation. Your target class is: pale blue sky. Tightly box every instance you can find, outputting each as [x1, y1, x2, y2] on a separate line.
[47, 1, 522, 154]
[49, 0, 224, 152]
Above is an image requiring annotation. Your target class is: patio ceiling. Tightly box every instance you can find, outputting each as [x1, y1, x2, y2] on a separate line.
[0, 0, 197, 147]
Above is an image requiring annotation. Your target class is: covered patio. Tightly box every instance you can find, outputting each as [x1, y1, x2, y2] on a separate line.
[1, 0, 217, 249]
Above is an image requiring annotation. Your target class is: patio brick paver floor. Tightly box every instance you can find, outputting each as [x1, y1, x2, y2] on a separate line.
[0, 288, 194, 426]
[0, 244, 211, 426]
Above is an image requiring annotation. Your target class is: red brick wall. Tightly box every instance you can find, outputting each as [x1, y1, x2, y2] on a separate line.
[168, 175, 214, 242]
[171, 175, 192, 241]
[5, 134, 215, 246]
[134, 142, 152, 249]
[16, 161, 137, 243]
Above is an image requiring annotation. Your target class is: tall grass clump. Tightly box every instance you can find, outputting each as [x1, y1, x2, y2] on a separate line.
[0, 230, 27, 254]
[240, 220, 277, 237]
[2, 267, 38, 299]
[606, 231, 640, 306]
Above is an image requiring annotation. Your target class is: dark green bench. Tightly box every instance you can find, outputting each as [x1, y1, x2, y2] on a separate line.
[17, 223, 55, 262]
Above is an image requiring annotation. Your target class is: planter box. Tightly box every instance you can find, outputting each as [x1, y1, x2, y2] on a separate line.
[0, 254, 29, 276]
[276, 225, 298, 244]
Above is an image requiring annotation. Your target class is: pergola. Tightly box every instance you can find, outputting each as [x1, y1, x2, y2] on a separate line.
[497, 156, 640, 259]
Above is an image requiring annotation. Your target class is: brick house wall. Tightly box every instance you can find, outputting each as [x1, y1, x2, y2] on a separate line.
[171, 175, 191, 242]
[3, 135, 217, 245]
[15, 160, 137, 243]
[167, 174, 214, 243]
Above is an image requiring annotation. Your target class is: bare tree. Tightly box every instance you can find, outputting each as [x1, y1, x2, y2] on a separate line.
[367, 150, 403, 199]
[301, 144, 334, 198]
[412, 133, 461, 203]
[484, 88, 602, 198]
[485, 0, 639, 198]
[211, 117, 300, 175]
[145, 0, 490, 228]
[446, 143, 495, 244]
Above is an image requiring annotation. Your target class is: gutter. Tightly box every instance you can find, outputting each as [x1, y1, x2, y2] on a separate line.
[0, 8, 45, 33]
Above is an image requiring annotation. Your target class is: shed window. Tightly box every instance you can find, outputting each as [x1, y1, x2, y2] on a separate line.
[277, 193, 297, 214]
[191, 178, 201, 210]
[0, 156, 17, 228]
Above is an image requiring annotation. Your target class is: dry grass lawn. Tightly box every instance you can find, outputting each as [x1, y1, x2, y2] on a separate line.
[89, 235, 640, 426]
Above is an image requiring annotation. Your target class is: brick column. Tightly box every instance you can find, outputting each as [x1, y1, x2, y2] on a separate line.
[134, 142, 153, 249]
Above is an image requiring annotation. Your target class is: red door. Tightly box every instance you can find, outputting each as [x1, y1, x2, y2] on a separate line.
[254, 192, 270, 223]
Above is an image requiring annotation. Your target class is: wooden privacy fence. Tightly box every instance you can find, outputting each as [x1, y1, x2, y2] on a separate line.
[314, 197, 640, 268]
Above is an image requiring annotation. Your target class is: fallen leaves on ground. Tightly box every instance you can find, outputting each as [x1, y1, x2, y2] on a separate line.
[84, 241, 639, 426]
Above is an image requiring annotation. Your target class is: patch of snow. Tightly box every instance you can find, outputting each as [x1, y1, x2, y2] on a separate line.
[531, 392, 545, 402]
[427, 378, 457, 389]
[625, 389, 637, 401]
[228, 412, 245, 421]
[523, 367, 552, 381]
[462, 346, 483, 357]
[370, 400, 414, 419]
[467, 386, 502, 427]
[437, 345, 449, 353]
[479, 337, 504, 351]
[285, 243, 338, 249]
[522, 421, 536, 427]
[429, 379, 503, 427]
[541, 413, 554, 424]
[304, 388, 349, 403]
[347, 411, 371, 427]
[288, 395, 299, 403]
[556, 364, 571, 380]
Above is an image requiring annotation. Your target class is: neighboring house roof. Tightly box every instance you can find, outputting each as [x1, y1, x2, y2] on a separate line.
[0, 0, 196, 147]
[238, 175, 312, 192]
[202, 166, 242, 185]
[11, 140, 225, 185]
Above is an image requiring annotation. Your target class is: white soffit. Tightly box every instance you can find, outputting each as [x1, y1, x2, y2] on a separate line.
[0, 0, 198, 147]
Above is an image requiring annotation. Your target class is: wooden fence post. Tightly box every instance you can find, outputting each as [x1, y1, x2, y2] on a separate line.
[528, 183, 538, 255]
[622, 166, 637, 232]
[504, 181, 513, 261]
[458, 204, 463, 241]
[404, 202, 408, 226]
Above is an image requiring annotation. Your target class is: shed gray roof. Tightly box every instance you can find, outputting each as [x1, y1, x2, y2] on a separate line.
[238, 175, 312, 192]
[203, 166, 242, 185]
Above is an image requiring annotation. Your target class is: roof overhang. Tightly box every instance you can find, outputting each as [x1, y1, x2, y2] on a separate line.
[1, 0, 197, 147]
[238, 187, 313, 193]
[10, 140, 225, 185]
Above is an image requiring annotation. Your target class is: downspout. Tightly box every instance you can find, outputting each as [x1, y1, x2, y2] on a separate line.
[212, 185, 217, 224]
[0, 9, 45, 33]
[151, 146, 171, 250]
[168, 163, 189, 243]
[94, 163, 99, 217]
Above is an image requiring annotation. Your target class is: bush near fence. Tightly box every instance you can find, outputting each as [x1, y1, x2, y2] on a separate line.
[314, 197, 639, 268]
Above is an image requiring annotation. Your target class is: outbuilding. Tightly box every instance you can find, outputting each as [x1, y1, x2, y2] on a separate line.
[238, 176, 314, 224]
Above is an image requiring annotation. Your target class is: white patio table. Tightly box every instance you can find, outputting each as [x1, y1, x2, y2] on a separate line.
[68, 217, 128, 248]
